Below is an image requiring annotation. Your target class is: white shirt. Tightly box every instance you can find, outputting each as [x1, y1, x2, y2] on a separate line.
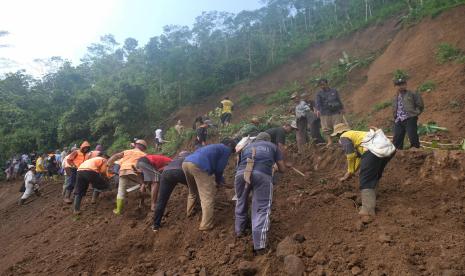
[155, 129, 163, 140]
[24, 170, 37, 186]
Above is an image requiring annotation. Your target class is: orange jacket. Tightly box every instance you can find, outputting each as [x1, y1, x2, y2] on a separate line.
[78, 157, 107, 175]
[67, 141, 91, 168]
[119, 148, 146, 172]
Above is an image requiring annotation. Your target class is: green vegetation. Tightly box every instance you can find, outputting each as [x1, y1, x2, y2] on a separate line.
[393, 69, 409, 81]
[418, 122, 448, 136]
[238, 94, 255, 108]
[417, 80, 436, 93]
[160, 128, 195, 157]
[373, 101, 392, 112]
[266, 82, 302, 105]
[1, 0, 464, 164]
[436, 43, 465, 64]
[402, 0, 465, 23]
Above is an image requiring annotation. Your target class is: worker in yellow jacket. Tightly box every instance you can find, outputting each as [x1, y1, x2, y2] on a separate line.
[332, 123, 394, 217]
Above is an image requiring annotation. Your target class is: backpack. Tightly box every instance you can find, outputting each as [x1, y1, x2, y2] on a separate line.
[361, 129, 396, 158]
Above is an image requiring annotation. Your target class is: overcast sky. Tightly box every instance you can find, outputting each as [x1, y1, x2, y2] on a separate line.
[0, 0, 262, 77]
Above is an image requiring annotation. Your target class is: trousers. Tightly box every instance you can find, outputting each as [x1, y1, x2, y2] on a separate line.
[359, 151, 393, 190]
[234, 170, 273, 250]
[182, 162, 217, 230]
[153, 169, 187, 228]
[393, 116, 420, 149]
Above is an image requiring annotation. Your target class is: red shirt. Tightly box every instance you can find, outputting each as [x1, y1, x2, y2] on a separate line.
[145, 155, 172, 171]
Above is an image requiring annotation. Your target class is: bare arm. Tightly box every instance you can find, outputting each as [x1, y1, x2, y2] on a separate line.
[276, 160, 286, 173]
[107, 152, 124, 167]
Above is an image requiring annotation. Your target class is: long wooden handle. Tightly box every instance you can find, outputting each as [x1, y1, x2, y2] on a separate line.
[292, 167, 306, 177]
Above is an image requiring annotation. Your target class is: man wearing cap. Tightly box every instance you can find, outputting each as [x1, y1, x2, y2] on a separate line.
[87, 144, 104, 159]
[19, 165, 40, 205]
[234, 132, 286, 255]
[63, 141, 91, 203]
[182, 139, 236, 231]
[265, 122, 296, 166]
[73, 153, 110, 214]
[392, 78, 424, 149]
[136, 154, 173, 211]
[234, 117, 261, 140]
[332, 123, 394, 217]
[152, 151, 190, 231]
[295, 95, 311, 153]
[314, 79, 345, 146]
[107, 139, 147, 215]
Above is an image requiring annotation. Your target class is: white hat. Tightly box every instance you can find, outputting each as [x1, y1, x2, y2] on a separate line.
[28, 165, 35, 169]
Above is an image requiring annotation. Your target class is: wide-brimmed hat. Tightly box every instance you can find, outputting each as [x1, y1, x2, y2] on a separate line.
[255, 132, 271, 142]
[135, 139, 147, 148]
[331, 123, 351, 136]
[27, 165, 35, 169]
[290, 121, 298, 129]
[250, 117, 260, 124]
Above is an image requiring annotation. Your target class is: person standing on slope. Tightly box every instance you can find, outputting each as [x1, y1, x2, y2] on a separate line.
[63, 141, 91, 203]
[295, 94, 311, 153]
[333, 123, 394, 217]
[182, 139, 236, 231]
[152, 151, 190, 231]
[154, 128, 163, 151]
[220, 96, 234, 127]
[73, 154, 110, 214]
[392, 78, 424, 149]
[107, 139, 147, 215]
[234, 132, 286, 255]
[314, 78, 346, 146]
[136, 154, 172, 211]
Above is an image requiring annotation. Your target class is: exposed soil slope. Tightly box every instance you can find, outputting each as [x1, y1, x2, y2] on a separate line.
[2, 6, 465, 276]
[1, 147, 465, 275]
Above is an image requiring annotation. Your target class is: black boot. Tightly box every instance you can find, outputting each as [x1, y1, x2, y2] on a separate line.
[73, 195, 82, 215]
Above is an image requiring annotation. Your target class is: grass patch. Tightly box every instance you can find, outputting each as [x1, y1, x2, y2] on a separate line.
[238, 94, 255, 108]
[393, 69, 409, 81]
[373, 101, 392, 112]
[266, 81, 302, 105]
[160, 128, 195, 156]
[418, 80, 436, 93]
[436, 43, 465, 64]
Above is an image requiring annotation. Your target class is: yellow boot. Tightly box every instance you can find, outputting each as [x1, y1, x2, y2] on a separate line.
[113, 198, 124, 215]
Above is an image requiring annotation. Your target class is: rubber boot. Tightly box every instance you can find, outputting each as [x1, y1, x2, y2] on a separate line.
[359, 189, 376, 216]
[91, 190, 99, 204]
[73, 195, 82, 215]
[63, 190, 73, 204]
[113, 198, 124, 215]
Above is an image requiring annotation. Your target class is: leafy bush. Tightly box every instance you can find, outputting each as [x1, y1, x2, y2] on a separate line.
[266, 82, 302, 105]
[393, 69, 409, 81]
[418, 80, 436, 93]
[436, 43, 464, 64]
[161, 128, 195, 157]
[238, 94, 255, 108]
[373, 101, 392, 112]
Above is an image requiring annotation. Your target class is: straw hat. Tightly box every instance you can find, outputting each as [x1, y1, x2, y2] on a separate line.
[135, 139, 148, 147]
[331, 123, 351, 136]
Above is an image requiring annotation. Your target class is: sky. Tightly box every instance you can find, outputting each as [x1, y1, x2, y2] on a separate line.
[0, 0, 263, 77]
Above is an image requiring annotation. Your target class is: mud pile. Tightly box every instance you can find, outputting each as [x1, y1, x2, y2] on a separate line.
[1, 147, 465, 275]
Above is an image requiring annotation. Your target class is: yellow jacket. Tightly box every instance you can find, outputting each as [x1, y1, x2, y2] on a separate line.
[36, 157, 46, 172]
[339, 130, 368, 174]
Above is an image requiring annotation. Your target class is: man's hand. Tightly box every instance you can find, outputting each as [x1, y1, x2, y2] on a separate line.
[285, 161, 293, 168]
[339, 172, 353, 182]
[315, 111, 320, 118]
[140, 184, 146, 193]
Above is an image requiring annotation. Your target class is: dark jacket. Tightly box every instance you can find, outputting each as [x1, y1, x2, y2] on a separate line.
[315, 88, 344, 116]
[392, 90, 424, 119]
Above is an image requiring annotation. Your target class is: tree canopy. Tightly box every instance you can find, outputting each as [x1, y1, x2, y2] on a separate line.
[0, 0, 462, 162]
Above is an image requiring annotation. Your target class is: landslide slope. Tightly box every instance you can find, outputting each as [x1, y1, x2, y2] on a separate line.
[1, 6, 465, 276]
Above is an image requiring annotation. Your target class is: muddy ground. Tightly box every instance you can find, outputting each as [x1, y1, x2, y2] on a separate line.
[1, 147, 465, 275]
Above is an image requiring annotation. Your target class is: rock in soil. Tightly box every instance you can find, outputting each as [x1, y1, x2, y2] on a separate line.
[236, 261, 258, 276]
[276, 236, 300, 257]
[284, 255, 305, 276]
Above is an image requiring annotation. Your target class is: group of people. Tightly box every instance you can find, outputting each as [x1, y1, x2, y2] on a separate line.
[11, 76, 424, 255]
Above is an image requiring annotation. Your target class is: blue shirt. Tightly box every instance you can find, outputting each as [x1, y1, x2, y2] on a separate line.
[185, 144, 232, 184]
[237, 141, 283, 175]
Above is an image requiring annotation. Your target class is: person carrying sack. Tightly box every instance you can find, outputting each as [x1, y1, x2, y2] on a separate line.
[332, 124, 395, 217]
[234, 132, 286, 255]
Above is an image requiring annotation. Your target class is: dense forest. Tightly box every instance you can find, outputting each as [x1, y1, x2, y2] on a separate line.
[0, 0, 463, 162]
